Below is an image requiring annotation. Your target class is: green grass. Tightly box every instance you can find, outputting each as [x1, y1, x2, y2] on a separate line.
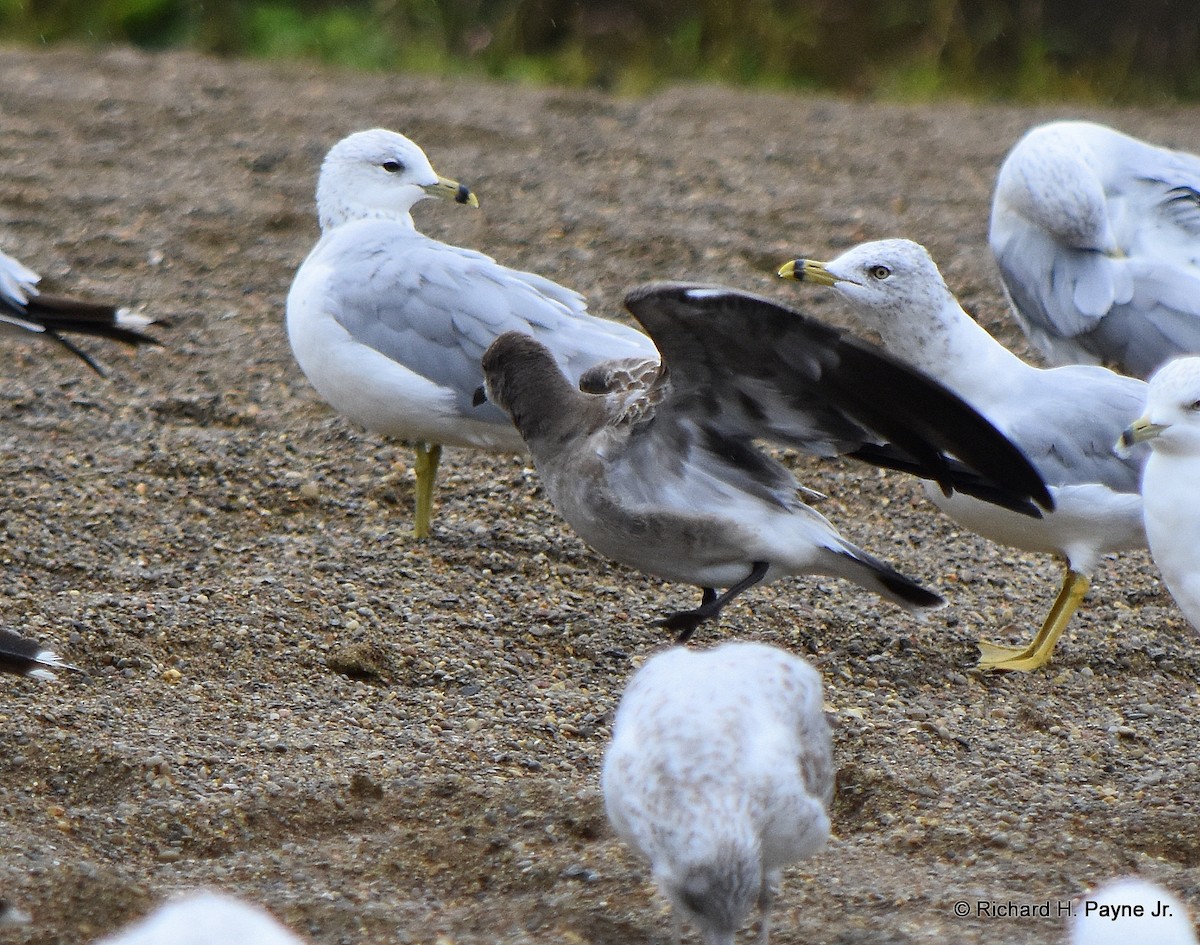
[2, 0, 1198, 102]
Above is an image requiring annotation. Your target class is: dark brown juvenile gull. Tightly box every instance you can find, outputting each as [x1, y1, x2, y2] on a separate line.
[480, 282, 1052, 639]
[603, 641, 833, 945]
[0, 247, 157, 375]
[0, 627, 78, 681]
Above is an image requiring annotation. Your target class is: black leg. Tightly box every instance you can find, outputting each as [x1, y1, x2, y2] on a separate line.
[655, 562, 770, 643]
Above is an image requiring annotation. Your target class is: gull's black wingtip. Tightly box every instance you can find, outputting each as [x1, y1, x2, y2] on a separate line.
[0, 628, 82, 681]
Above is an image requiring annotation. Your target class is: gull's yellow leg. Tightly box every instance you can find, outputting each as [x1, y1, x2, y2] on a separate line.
[412, 442, 442, 540]
[975, 569, 1090, 672]
[975, 568, 1081, 662]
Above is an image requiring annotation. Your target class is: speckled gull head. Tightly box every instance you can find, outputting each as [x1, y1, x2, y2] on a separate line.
[315, 128, 478, 231]
[1123, 356, 1200, 455]
[780, 239, 959, 360]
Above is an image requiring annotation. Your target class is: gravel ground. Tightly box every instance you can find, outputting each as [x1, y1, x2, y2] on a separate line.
[2, 44, 1200, 945]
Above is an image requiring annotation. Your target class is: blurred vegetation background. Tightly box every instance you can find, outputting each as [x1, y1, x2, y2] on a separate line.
[2, 0, 1198, 100]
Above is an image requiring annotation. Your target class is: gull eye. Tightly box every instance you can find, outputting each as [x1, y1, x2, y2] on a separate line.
[1189, 399, 1200, 411]
[868, 265, 892, 280]
[381, 160, 405, 173]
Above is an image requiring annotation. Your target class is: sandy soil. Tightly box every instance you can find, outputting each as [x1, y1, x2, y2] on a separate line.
[2, 43, 1200, 945]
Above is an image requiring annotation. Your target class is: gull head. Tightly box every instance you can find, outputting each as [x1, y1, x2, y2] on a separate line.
[1121, 356, 1200, 456]
[660, 851, 761, 945]
[316, 128, 478, 230]
[481, 332, 580, 444]
[780, 238, 956, 330]
[993, 122, 1118, 253]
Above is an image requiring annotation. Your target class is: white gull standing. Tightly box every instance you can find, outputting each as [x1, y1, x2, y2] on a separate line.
[781, 239, 1148, 671]
[602, 641, 834, 945]
[991, 120, 1200, 378]
[285, 129, 656, 538]
[1122, 356, 1200, 630]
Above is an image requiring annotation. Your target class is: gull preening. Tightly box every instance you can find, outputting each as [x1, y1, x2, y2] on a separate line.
[285, 128, 656, 538]
[1122, 356, 1200, 630]
[481, 281, 1052, 639]
[602, 641, 834, 945]
[991, 120, 1200, 378]
[1, 247, 157, 374]
[0, 627, 78, 681]
[782, 239, 1148, 671]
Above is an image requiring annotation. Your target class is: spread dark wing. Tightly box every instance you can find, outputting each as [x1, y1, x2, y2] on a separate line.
[623, 282, 1053, 515]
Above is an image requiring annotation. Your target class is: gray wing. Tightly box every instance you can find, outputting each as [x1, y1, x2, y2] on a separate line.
[622, 283, 1053, 512]
[995, 364, 1148, 492]
[1091, 148, 1200, 375]
[320, 220, 655, 419]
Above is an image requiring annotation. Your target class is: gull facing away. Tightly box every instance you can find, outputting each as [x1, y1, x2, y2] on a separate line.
[1, 247, 157, 374]
[1122, 356, 1200, 631]
[991, 120, 1200, 378]
[602, 641, 834, 945]
[1069, 877, 1197, 945]
[0, 627, 78, 680]
[286, 129, 656, 539]
[480, 281, 1053, 639]
[781, 239, 1148, 671]
[93, 890, 310, 945]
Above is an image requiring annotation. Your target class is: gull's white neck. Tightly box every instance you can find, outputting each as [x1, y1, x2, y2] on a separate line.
[318, 200, 417, 232]
[873, 294, 1033, 404]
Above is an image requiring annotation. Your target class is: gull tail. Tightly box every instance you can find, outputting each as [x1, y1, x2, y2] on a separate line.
[828, 541, 944, 611]
[0, 628, 81, 681]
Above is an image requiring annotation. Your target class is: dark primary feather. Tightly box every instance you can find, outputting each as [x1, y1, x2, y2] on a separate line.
[849, 444, 1042, 517]
[0, 628, 77, 680]
[623, 283, 1053, 514]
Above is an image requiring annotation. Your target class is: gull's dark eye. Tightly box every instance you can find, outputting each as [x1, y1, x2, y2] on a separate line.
[381, 160, 405, 173]
[868, 265, 891, 280]
[1189, 399, 1200, 411]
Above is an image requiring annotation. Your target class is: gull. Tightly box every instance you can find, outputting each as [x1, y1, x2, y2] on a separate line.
[1, 247, 157, 374]
[479, 281, 1052, 639]
[602, 641, 833, 945]
[93, 890, 309, 945]
[0, 627, 78, 680]
[781, 238, 1148, 671]
[990, 120, 1200, 379]
[285, 129, 656, 539]
[1070, 877, 1197, 945]
[1122, 356, 1200, 630]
